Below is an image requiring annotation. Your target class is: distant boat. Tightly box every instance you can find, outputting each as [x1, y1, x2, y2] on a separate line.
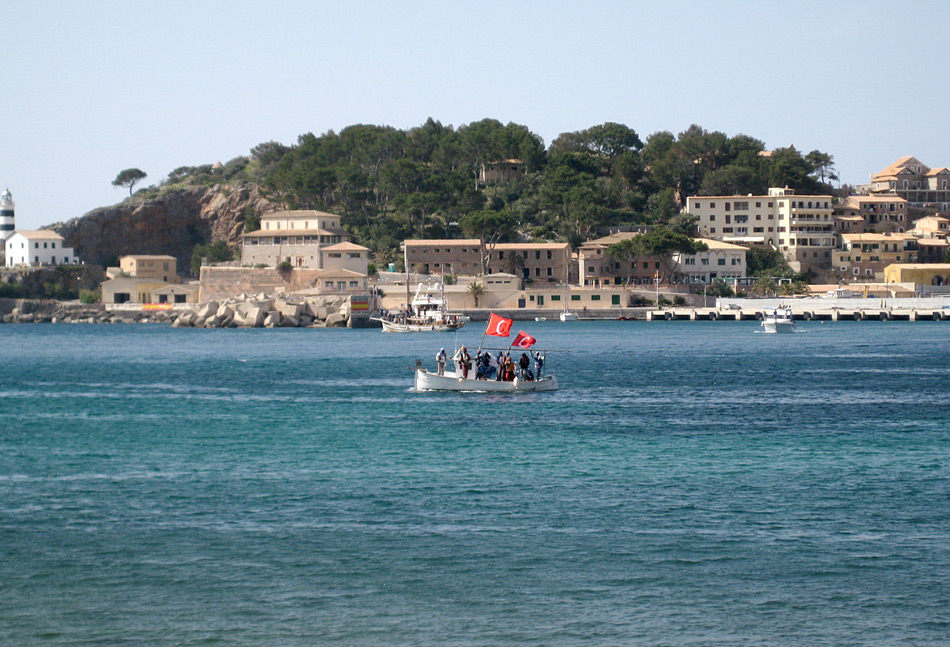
[373, 281, 468, 333]
[761, 306, 795, 333]
[559, 311, 579, 322]
[534, 316, 547, 322]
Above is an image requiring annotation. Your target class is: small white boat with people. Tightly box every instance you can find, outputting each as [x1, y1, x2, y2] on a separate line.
[373, 281, 468, 332]
[413, 313, 560, 392]
[761, 305, 796, 333]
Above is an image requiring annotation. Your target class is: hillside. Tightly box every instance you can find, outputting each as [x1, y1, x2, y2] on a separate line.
[51, 183, 276, 270]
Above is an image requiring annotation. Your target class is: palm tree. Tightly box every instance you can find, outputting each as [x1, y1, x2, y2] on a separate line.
[467, 282, 486, 308]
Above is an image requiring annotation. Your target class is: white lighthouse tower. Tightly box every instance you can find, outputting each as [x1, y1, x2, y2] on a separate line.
[0, 188, 14, 242]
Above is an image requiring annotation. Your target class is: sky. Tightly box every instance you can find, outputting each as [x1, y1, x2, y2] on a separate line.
[3, 0, 950, 230]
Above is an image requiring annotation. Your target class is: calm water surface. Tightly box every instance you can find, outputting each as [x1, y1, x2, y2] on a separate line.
[1, 321, 948, 646]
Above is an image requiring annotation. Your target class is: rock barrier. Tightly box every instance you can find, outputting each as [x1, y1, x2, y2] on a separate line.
[170, 292, 351, 328]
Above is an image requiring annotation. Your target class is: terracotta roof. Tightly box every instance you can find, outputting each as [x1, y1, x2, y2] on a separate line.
[696, 238, 746, 250]
[261, 209, 342, 220]
[841, 233, 915, 242]
[926, 167, 950, 176]
[11, 229, 65, 240]
[580, 232, 641, 247]
[492, 242, 570, 250]
[915, 238, 949, 246]
[310, 268, 367, 278]
[403, 239, 481, 246]
[242, 228, 346, 238]
[121, 254, 177, 261]
[323, 242, 369, 251]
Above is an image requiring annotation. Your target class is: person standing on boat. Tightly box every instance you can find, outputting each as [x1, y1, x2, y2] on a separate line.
[533, 351, 544, 379]
[519, 353, 530, 379]
[454, 346, 471, 379]
[436, 348, 447, 376]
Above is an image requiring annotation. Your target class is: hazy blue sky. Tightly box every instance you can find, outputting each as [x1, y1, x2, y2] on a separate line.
[3, 0, 949, 230]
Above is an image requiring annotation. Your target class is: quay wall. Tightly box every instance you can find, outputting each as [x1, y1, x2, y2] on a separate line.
[717, 297, 950, 311]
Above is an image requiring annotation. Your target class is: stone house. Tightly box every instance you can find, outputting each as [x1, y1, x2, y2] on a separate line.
[241, 210, 351, 269]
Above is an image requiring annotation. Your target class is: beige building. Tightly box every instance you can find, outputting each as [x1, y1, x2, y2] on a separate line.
[306, 269, 368, 294]
[686, 187, 835, 271]
[910, 215, 949, 239]
[833, 233, 917, 279]
[119, 255, 180, 283]
[672, 239, 747, 284]
[322, 242, 370, 274]
[884, 263, 950, 287]
[870, 156, 950, 210]
[578, 232, 663, 286]
[403, 239, 483, 276]
[241, 210, 351, 268]
[101, 277, 173, 304]
[486, 242, 571, 283]
[833, 195, 908, 234]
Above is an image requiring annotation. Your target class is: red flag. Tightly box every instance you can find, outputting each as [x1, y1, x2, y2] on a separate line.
[511, 330, 536, 349]
[485, 313, 513, 337]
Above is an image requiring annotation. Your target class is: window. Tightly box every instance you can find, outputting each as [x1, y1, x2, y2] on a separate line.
[591, 294, 601, 301]
[552, 294, 561, 301]
[718, 258, 726, 266]
[547, 267, 552, 276]
[547, 250, 552, 259]
[734, 201, 748, 210]
[51, 242, 56, 249]
[710, 202, 716, 208]
[701, 258, 709, 265]
[571, 295, 581, 301]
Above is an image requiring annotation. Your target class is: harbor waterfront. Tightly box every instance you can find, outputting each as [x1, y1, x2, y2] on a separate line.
[2, 322, 949, 646]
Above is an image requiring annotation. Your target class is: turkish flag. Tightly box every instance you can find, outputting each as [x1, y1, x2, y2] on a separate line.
[485, 313, 513, 337]
[511, 331, 536, 349]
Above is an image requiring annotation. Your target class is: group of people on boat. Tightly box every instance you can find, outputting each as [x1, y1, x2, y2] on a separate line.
[437, 346, 545, 382]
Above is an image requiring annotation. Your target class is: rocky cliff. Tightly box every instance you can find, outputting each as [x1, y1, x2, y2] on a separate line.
[51, 183, 278, 269]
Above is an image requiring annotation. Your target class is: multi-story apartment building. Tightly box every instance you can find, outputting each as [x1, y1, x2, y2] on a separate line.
[403, 239, 483, 276]
[869, 156, 950, 210]
[486, 242, 571, 283]
[577, 232, 664, 286]
[833, 195, 908, 234]
[686, 187, 835, 271]
[241, 210, 352, 269]
[832, 232, 916, 279]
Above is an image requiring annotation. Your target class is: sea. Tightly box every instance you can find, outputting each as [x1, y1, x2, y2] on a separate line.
[1, 320, 948, 646]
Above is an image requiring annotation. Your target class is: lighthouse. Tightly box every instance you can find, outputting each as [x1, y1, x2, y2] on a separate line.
[0, 188, 13, 242]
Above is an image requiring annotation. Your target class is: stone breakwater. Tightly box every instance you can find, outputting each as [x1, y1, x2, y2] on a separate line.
[170, 293, 353, 328]
[0, 300, 129, 324]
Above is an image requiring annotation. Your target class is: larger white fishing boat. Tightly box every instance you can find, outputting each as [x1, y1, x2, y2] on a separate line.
[760, 306, 796, 333]
[414, 355, 559, 392]
[373, 281, 468, 332]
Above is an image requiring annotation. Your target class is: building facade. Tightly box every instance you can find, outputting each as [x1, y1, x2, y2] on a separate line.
[870, 156, 950, 210]
[241, 210, 351, 268]
[403, 239, 483, 276]
[486, 242, 571, 283]
[832, 233, 917, 279]
[833, 195, 908, 233]
[672, 239, 747, 284]
[321, 242, 370, 275]
[119, 255, 180, 283]
[686, 188, 835, 271]
[5, 230, 77, 267]
[577, 232, 664, 286]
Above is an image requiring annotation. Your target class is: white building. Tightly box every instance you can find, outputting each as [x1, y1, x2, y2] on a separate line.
[5, 230, 78, 267]
[686, 187, 834, 272]
[672, 239, 747, 284]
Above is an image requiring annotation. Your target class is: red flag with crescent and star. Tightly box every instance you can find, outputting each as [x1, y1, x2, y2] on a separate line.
[511, 330, 537, 349]
[485, 313, 513, 337]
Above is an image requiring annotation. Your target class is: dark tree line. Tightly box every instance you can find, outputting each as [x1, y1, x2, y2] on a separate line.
[160, 118, 838, 264]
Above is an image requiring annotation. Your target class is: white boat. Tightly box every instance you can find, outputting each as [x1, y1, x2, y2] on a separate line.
[414, 358, 559, 392]
[559, 311, 579, 322]
[761, 306, 796, 333]
[373, 281, 468, 332]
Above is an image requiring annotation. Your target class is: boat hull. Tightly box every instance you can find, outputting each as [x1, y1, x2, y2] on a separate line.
[414, 370, 559, 392]
[375, 318, 466, 333]
[761, 321, 795, 333]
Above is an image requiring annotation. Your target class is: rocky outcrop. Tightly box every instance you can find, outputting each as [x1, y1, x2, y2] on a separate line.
[50, 183, 278, 269]
[170, 293, 354, 328]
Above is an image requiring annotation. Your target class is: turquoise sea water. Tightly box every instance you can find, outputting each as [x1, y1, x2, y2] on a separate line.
[1, 321, 948, 646]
